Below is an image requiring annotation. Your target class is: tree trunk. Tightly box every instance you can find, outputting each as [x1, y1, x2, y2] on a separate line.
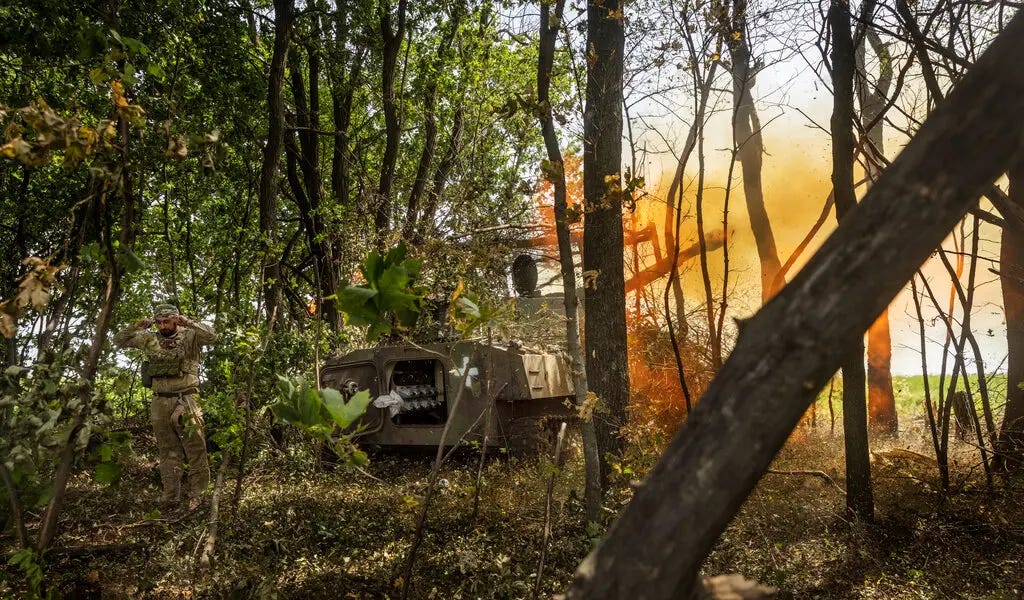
[831, 0, 874, 521]
[375, 0, 408, 246]
[258, 0, 295, 327]
[289, 42, 341, 331]
[538, 0, 602, 524]
[403, 6, 462, 241]
[583, 0, 629, 476]
[998, 163, 1024, 470]
[564, 14, 1024, 597]
[857, 5, 898, 436]
[721, 0, 782, 302]
[330, 1, 363, 210]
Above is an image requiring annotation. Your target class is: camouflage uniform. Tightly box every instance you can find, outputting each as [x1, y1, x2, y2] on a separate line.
[114, 305, 218, 505]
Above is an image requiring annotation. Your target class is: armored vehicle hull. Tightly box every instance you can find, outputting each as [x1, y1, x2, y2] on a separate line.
[321, 341, 576, 452]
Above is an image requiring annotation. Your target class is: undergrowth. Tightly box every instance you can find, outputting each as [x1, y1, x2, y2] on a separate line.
[3, 417, 1024, 599]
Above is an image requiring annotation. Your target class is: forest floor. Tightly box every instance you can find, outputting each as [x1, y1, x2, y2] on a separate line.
[3, 414, 1024, 599]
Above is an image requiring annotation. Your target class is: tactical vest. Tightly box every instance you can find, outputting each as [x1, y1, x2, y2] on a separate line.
[141, 335, 191, 388]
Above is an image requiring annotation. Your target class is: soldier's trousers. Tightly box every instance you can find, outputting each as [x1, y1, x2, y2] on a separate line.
[151, 393, 210, 502]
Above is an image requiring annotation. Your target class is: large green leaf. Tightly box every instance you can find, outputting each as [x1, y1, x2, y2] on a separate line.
[322, 388, 371, 429]
[336, 286, 380, 326]
[336, 244, 425, 341]
[94, 462, 122, 485]
[271, 375, 324, 429]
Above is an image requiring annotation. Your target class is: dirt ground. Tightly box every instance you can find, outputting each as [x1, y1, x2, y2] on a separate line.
[3, 420, 1024, 599]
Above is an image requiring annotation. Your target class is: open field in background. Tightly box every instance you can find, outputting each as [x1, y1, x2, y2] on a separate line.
[804, 375, 1009, 434]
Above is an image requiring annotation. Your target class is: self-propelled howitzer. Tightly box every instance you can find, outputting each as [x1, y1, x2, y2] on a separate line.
[321, 340, 576, 453]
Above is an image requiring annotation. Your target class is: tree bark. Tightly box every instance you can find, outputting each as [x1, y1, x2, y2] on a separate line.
[403, 5, 462, 241]
[538, 0, 602, 524]
[375, 0, 408, 246]
[720, 0, 782, 302]
[998, 163, 1024, 470]
[258, 0, 295, 327]
[583, 0, 629, 476]
[857, 5, 898, 436]
[565, 9, 1024, 600]
[330, 1, 364, 210]
[831, 0, 874, 522]
[289, 42, 341, 331]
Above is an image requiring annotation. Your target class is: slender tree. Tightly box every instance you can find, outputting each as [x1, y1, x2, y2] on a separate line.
[583, 0, 630, 473]
[537, 0, 602, 523]
[856, 0, 898, 436]
[716, 0, 782, 302]
[258, 0, 296, 327]
[374, 0, 408, 245]
[403, 3, 463, 241]
[830, 0, 873, 521]
[998, 164, 1024, 470]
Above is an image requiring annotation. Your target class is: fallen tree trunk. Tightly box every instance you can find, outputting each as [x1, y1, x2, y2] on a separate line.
[565, 12, 1024, 600]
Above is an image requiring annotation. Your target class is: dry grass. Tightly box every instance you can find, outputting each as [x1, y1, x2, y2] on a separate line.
[3, 422, 1024, 599]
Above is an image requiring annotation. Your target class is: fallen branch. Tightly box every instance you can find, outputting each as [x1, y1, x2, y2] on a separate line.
[766, 469, 844, 495]
[199, 449, 231, 571]
[32, 542, 147, 561]
[535, 421, 568, 599]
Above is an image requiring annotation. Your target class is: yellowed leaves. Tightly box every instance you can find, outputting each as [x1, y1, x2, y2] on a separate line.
[578, 391, 599, 422]
[0, 312, 14, 339]
[18, 257, 60, 311]
[112, 81, 146, 125]
[0, 257, 64, 339]
[0, 97, 124, 168]
[0, 137, 31, 160]
[165, 134, 188, 159]
[111, 80, 128, 107]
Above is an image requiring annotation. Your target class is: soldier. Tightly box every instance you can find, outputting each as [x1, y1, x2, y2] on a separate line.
[114, 303, 217, 513]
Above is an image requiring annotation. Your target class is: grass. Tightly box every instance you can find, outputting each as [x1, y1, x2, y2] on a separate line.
[807, 374, 1008, 433]
[3, 407, 1024, 599]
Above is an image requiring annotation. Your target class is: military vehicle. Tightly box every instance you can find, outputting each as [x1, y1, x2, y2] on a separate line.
[321, 253, 581, 452]
[321, 339, 576, 452]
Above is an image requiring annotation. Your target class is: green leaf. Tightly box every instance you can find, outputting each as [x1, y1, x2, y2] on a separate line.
[269, 401, 303, 427]
[146, 63, 166, 80]
[350, 448, 369, 467]
[338, 245, 426, 340]
[455, 296, 481, 319]
[94, 462, 122, 485]
[120, 248, 145, 273]
[322, 388, 371, 429]
[383, 244, 406, 267]
[362, 251, 385, 283]
[89, 67, 108, 86]
[336, 286, 378, 322]
[123, 62, 136, 85]
[301, 385, 324, 427]
[4, 365, 27, 377]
